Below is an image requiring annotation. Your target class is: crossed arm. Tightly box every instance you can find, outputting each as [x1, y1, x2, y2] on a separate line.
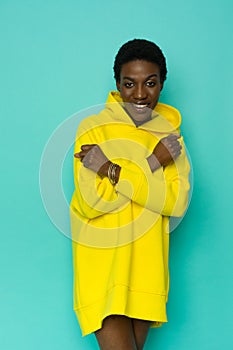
[71, 128, 190, 219]
[75, 133, 182, 178]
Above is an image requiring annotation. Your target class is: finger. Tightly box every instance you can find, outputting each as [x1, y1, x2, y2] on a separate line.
[167, 134, 181, 140]
[170, 137, 182, 146]
[74, 150, 88, 158]
[162, 134, 181, 144]
[74, 154, 84, 162]
[171, 147, 180, 156]
[171, 140, 182, 148]
[81, 144, 96, 150]
[174, 148, 182, 158]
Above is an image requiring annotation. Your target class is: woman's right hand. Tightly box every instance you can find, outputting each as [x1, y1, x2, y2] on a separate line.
[147, 134, 182, 172]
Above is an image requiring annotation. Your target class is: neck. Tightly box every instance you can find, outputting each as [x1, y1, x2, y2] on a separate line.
[128, 113, 152, 127]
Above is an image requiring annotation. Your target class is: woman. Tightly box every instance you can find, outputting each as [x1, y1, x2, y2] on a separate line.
[70, 39, 190, 350]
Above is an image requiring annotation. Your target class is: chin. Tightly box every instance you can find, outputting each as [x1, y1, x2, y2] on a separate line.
[127, 108, 152, 121]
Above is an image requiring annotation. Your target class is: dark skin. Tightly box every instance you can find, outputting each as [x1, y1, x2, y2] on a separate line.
[74, 60, 182, 350]
[75, 133, 181, 177]
[74, 61, 182, 180]
[117, 60, 163, 125]
[94, 315, 151, 350]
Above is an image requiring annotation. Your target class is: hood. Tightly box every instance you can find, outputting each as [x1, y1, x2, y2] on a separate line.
[106, 90, 181, 133]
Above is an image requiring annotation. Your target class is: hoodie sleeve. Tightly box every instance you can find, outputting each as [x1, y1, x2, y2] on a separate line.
[70, 122, 129, 219]
[115, 136, 191, 217]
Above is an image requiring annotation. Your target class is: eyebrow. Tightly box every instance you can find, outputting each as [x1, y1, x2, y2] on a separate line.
[123, 74, 158, 81]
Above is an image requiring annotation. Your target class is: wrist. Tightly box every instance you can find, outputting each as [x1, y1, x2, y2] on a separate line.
[98, 160, 121, 184]
[107, 162, 121, 185]
[97, 160, 112, 178]
[147, 153, 161, 172]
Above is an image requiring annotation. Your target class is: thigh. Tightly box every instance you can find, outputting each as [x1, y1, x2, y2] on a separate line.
[132, 318, 152, 350]
[94, 315, 137, 350]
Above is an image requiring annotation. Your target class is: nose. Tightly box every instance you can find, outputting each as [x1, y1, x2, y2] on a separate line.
[134, 84, 147, 100]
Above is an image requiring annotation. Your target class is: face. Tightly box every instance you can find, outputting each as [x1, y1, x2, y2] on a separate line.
[116, 60, 163, 125]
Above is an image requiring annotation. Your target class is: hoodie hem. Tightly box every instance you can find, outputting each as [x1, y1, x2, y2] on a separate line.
[74, 284, 168, 336]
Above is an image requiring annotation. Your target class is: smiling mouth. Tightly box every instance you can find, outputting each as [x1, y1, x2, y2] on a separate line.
[131, 103, 150, 113]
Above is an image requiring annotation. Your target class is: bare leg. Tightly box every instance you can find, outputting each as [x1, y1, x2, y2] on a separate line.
[94, 315, 137, 350]
[132, 318, 152, 350]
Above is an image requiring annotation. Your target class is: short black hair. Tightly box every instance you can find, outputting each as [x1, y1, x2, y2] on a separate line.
[113, 39, 167, 83]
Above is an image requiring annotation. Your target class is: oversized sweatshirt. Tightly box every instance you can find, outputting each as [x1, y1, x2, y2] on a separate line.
[70, 91, 190, 336]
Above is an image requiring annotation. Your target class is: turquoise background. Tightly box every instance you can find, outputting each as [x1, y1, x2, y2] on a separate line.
[1, 0, 232, 349]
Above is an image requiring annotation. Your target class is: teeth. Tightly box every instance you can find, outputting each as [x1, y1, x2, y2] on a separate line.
[133, 104, 148, 108]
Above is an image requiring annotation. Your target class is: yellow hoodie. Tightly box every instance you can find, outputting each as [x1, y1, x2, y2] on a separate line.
[70, 91, 190, 336]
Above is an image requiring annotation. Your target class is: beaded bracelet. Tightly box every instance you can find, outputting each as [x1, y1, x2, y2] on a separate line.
[107, 163, 119, 185]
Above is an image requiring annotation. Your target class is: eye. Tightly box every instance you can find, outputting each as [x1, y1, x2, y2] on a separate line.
[124, 82, 134, 88]
[146, 81, 156, 87]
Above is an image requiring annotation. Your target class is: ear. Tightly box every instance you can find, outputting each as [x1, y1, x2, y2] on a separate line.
[116, 81, 121, 91]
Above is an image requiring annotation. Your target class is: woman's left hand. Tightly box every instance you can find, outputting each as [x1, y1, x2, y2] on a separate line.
[74, 144, 110, 176]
